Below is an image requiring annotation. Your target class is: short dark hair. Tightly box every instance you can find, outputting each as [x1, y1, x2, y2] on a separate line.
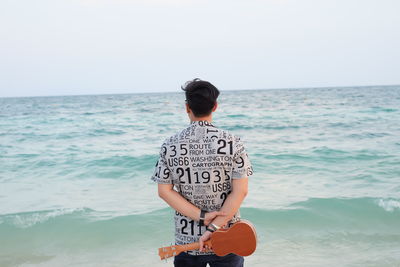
[181, 78, 220, 117]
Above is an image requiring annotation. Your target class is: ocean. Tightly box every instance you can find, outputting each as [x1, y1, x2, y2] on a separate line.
[0, 85, 399, 266]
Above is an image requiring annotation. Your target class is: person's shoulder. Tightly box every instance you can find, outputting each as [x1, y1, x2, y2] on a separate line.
[161, 124, 193, 146]
[212, 125, 242, 142]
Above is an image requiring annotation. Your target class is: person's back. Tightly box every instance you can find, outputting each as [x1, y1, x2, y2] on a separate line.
[151, 79, 253, 266]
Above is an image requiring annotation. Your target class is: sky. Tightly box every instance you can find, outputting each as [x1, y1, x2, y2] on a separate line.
[0, 0, 399, 97]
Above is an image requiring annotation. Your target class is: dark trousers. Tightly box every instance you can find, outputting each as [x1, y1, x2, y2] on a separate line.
[174, 252, 244, 267]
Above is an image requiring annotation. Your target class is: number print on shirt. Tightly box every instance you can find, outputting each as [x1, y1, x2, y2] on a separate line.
[170, 145, 177, 157]
[220, 190, 232, 207]
[213, 170, 221, 182]
[217, 140, 233, 155]
[177, 167, 191, 183]
[177, 169, 229, 184]
[180, 218, 203, 236]
[224, 170, 231, 181]
[235, 156, 245, 168]
[162, 168, 170, 179]
[180, 144, 188, 155]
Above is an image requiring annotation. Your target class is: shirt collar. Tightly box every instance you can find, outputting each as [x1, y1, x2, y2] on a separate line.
[190, 120, 214, 127]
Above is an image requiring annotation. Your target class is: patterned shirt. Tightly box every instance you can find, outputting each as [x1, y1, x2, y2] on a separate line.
[151, 120, 253, 255]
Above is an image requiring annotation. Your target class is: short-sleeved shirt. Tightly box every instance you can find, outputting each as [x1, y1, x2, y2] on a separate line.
[151, 120, 253, 255]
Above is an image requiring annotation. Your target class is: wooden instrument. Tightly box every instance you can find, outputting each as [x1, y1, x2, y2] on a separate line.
[158, 220, 257, 260]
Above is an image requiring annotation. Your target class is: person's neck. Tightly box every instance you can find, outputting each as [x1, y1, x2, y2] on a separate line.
[190, 115, 212, 123]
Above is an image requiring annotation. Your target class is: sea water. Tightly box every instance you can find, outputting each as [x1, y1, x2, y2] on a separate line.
[0, 86, 399, 266]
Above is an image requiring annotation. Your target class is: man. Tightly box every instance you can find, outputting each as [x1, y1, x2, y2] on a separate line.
[151, 79, 253, 267]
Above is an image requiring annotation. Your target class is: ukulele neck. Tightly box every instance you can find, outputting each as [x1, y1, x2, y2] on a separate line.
[178, 240, 211, 252]
[179, 242, 199, 252]
[159, 240, 212, 259]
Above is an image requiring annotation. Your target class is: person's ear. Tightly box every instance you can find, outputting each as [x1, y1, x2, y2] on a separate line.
[212, 102, 218, 112]
[185, 103, 191, 113]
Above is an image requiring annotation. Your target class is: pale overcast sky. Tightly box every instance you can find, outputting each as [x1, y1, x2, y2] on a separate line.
[0, 0, 399, 97]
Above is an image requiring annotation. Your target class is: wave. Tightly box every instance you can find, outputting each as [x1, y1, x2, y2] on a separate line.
[0, 208, 173, 256]
[224, 124, 302, 131]
[265, 147, 393, 163]
[377, 199, 400, 212]
[241, 198, 400, 233]
[226, 114, 248, 118]
[0, 208, 88, 229]
[89, 128, 126, 136]
[360, 107, 398, 113]
[1, 198, 399, 231]
[85, 154, 155, 168]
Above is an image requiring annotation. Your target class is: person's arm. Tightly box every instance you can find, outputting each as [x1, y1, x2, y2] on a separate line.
[158, 184, 226, 223]
[199, 178, 248, 251]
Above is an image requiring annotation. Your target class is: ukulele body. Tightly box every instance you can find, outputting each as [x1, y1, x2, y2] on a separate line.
[210, 220, 257, 257]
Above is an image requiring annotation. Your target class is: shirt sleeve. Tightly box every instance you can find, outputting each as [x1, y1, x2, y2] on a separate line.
[231, 137, 253, 179]
[151, 143, 173, 184]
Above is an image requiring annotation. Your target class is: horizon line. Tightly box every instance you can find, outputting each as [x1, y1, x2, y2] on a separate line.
[1, 83, 399, 99]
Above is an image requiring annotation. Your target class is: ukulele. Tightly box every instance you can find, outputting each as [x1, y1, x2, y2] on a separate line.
[158, 220, 257, 260]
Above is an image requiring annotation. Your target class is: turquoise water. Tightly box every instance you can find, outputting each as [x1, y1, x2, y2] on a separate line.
[1, 86, 400, 266]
